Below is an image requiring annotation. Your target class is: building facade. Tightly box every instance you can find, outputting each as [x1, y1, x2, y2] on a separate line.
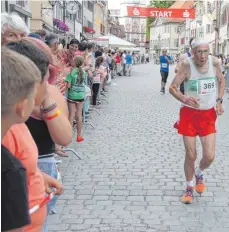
[184, 0, 229, 55]
[30, 0, 83, 42]
[1, 0, 32, 28]
[150, 19, 182, 57]
[30, 0, 53, 33]
[119, 0, 148, 52]
[150, 0, 194, 57]
[82, 0, 94, 39]
[108, 9, 126, 39]
[93, 1, 108, 38]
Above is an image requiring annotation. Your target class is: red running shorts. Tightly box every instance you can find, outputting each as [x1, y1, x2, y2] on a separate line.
[178, 106, 217, 137]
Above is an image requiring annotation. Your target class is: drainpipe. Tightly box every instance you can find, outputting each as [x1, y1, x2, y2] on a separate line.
[5, 0, 9, 12]
[63, 0, 66, 23]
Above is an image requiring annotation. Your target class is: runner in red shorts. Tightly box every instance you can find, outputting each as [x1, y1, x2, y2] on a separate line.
[169, 38, 225, 204]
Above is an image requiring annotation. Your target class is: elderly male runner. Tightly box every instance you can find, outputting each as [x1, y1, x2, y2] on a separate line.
[169, 38, 225, 204]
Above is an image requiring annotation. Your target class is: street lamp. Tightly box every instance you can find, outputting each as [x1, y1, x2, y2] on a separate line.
[158, 33, 161, 47]
[213, 18, 219, 55]
[196, 15, 203, 38]
[49, 0, 58, 8]
[158, 33, 161, 58]
[177, 25, 181, 49]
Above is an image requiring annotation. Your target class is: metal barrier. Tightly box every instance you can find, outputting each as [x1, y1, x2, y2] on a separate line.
[63, 148, 82, 160]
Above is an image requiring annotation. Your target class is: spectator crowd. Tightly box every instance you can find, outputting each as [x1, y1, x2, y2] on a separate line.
[0, 11, 147, 232]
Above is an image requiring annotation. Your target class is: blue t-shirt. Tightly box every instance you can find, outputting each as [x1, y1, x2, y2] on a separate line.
[126, 54, 132, 64]
[160, 55, 171, 72]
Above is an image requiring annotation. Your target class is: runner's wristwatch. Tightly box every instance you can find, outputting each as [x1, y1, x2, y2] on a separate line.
[216, 98, 223, 103]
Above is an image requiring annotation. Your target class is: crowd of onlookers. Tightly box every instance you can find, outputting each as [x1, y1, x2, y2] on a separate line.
[1, 11, 143, 232]
[1, 11, 161, 232]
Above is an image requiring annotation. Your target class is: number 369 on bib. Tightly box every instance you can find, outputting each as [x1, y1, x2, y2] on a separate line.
[198, 79, 216, 95]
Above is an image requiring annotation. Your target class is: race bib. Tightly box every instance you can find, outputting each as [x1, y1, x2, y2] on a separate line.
[162, 63, 167, 68]
[197, 79, 216, 95]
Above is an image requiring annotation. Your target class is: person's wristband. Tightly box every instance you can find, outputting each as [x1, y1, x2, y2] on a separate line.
[45, 109, 61, 120]
[216, 98, 223, 104]
[40, 101, 57, 113]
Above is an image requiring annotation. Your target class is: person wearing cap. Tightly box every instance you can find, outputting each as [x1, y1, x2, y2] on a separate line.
[169, 38, 225, 204]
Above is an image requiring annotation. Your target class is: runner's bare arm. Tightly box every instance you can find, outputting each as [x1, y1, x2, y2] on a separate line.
[175, 63, 179, 73]
[169, 60, 189, 103]
[213, 57, 225, 115]
[175, 54, 187, 73]
[213, 57, 225, 99]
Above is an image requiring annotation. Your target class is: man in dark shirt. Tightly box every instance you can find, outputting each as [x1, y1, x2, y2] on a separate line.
[1, 47, 41, 231]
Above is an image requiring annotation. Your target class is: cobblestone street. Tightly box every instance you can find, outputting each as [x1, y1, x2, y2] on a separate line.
[48, 63, 229, 232]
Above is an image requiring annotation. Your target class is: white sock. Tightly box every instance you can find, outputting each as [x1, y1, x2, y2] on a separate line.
[195, 167, 203, 177]
[186, 180, 194, 188]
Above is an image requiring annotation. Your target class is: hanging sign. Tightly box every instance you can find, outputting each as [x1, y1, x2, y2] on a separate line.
[127, 6, 195, 19]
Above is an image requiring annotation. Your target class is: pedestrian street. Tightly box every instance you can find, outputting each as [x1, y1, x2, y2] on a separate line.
[48, 62, 229, 232]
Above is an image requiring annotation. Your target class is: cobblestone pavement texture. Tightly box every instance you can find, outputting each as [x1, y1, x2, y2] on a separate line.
[48, 63, 229, 232]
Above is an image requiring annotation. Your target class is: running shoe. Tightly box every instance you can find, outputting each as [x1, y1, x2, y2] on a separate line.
[160, 88, 165, 95]
[181, 186, 193, 204]
[195, 174, 206, 194]
[76, 136, 84, 142]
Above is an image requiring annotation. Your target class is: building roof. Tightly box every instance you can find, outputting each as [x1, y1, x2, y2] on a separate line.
[163, 0, 194, 23]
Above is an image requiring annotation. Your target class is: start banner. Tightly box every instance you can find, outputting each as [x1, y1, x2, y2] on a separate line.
[127, 6, 195, 19]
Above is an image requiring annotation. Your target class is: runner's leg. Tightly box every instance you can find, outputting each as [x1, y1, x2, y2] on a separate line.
[160, 71, 165, 92]
[199, 133, 216, 170]
[163, 72, 169, 93]
[195, 133, 216, 194]
[181, 136, 197, 204]
[183, 136, 197, 181]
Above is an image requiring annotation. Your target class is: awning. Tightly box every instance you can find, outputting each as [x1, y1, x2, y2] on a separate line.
[118, 47, 141, 52]
[94, 34, 136, 48]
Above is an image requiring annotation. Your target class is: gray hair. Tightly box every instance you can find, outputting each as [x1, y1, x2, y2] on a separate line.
[1, 12, 29, 35]
[44, 33, 59, 46]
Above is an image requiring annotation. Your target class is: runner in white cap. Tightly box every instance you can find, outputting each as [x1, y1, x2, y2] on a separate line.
[169, 38, 225, 204]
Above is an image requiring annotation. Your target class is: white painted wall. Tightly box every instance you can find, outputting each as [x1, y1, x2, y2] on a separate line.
[83, 6, 93, 26]
[75, 20, 82, 40]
